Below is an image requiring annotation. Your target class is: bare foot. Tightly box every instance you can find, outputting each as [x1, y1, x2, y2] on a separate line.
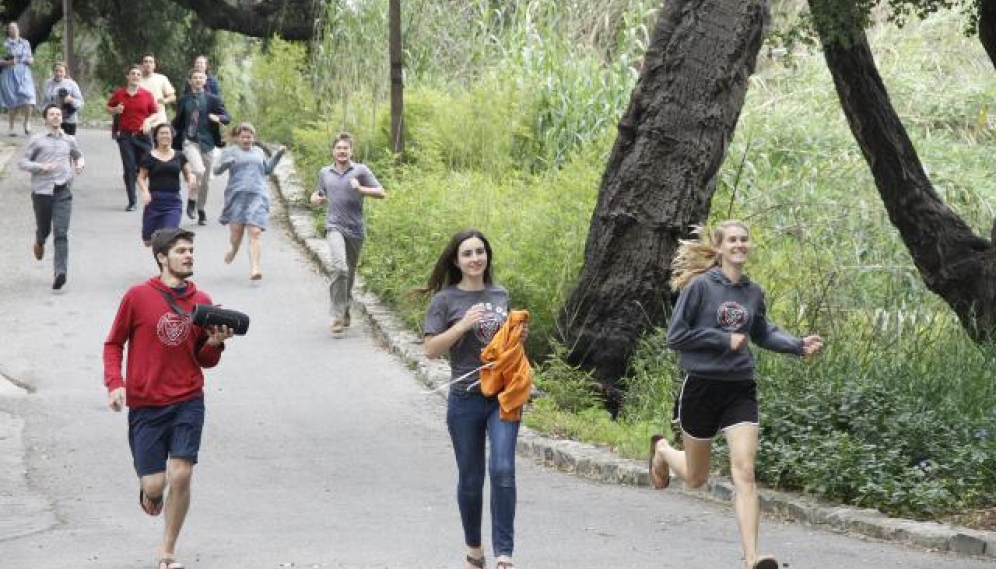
[224, 248, 236, 264]
[649, 434, 671, 489]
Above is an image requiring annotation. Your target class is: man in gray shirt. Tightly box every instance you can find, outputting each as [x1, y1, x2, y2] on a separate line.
[309, 132, 385, 337]
[18, 104, 85, 289]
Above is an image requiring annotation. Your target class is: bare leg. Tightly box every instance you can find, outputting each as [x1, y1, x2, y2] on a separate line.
[161, 458, 194, 559]
[247, 225, 263, 278]
[225, 223, 245, 264]
[654, 432, 713, 489]
[724, 425, 761, 568]
[22, 104, 31, 132]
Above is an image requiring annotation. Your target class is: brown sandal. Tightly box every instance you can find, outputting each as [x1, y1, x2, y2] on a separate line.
[139, 488, 163, 516]
[753, 555, 778, 569]
[466, 554, 486, 568]
[649, 434, 671, 489]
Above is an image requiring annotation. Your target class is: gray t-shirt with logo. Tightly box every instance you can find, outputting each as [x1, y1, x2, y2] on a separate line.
[423, 284, 509, 393]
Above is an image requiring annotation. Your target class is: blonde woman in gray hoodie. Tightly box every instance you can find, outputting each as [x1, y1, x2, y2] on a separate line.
[649, 220, 823, 569]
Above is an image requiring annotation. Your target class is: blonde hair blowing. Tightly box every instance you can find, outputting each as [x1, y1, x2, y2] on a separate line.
[670, 220, 749, 291]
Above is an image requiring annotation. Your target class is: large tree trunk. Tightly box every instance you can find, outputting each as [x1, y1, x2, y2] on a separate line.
[7, 0, 321, 49]
[810, 0, 996, 341]
[169, 0, 319, 40]
[979, 0, 996, 70]
[389, 0, 405, 159]
[559, 0, 770, 405]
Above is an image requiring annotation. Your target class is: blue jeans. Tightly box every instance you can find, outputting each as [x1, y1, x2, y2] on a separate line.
[116, 132, 151, 206]
[32, 186, 72, 275]
[447, 390, 519, 557]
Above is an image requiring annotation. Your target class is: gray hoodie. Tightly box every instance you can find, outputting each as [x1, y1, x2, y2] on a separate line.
[667, 267, 803, 380]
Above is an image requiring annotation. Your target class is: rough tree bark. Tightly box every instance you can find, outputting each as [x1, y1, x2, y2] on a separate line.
[169, 0, 320, 40]
[3, 0, 64, 48]
[559, 0, 770, 403]
[389, 0, 405, 158]
[4, 0, 321, 48]
[978, 0, 996, 70]
[810, 0, 996, 341]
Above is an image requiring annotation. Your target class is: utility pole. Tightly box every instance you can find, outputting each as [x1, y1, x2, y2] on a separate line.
[63, 0, 76, 75]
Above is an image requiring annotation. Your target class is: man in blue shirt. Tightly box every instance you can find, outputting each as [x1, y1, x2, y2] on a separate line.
[172, 69, 229, 225]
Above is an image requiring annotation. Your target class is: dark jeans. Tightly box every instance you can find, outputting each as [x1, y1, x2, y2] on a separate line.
[116, 132, 151, 206]
[447, 389, 519, 557]
[32, 185, 72, 275]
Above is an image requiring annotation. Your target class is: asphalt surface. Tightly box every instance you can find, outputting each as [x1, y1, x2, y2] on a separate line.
[0, 128, 991, 569]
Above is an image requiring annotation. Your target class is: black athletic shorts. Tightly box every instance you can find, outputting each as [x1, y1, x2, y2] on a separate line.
[672, 375, 758, 440]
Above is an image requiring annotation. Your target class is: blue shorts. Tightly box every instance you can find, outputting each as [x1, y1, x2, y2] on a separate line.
[128, 397, 205, 477]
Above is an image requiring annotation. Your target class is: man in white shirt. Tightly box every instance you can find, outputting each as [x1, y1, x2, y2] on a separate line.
[138, 53, 176, 131]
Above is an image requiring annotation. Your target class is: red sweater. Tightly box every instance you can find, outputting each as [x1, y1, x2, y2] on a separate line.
[103, 277, 224, 408]
[106, 87, 157, 134]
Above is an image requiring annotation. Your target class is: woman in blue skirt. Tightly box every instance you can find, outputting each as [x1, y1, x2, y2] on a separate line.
[137, 123, 197, 246]
[214, 122, 285, 280]
[0, 22, 36, 135]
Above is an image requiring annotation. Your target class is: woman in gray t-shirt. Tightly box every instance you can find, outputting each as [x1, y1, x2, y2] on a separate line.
[420, 229, 519, 569]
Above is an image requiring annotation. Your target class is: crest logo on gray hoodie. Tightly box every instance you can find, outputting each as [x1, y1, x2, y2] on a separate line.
[716, 301, 748, 331]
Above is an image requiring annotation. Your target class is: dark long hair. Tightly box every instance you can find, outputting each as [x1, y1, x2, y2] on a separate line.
[415, 228, 494, 296]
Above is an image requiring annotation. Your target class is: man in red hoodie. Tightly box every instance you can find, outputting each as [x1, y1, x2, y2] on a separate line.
[103, 227, 234, 569]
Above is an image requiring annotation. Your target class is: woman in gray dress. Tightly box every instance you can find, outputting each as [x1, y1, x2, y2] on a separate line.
[214, 122, 285, 280]
[0, 22, 36, 135]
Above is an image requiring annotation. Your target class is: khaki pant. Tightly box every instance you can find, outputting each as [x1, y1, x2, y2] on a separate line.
[327, 230, 363, 321]
[182, 140, 214, 210]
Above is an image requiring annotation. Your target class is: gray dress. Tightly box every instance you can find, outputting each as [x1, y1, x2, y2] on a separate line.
[214, 144, 285, 229]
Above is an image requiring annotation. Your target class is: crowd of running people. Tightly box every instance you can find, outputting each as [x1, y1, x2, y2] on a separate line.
[9, 33, 823, 569]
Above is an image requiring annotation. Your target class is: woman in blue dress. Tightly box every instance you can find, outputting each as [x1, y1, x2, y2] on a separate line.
[0, 22, 36, 135]
[137, 124, 198, 247]
[214, 122, 285, 280]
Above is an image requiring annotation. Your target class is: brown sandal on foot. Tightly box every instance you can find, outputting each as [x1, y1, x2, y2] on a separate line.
[139, 488, 164, 516]
[466, 554, 486, 569]
[649, 434, 671, 489]
[752, 555, 778, 569]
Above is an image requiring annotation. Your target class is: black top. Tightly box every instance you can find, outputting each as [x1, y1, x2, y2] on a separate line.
[141, 151, 187, 193]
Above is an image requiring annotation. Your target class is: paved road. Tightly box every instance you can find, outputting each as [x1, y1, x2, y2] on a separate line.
[0, 129, 989, 569]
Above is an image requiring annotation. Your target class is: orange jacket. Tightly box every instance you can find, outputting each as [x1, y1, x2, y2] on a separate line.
[480, 309, 533, 421]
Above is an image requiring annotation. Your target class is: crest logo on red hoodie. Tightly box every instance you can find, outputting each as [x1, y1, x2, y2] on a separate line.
[157, 312, 192, 346]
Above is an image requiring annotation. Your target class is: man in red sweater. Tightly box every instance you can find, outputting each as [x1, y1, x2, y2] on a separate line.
[106, 64, 158, 212]
[103, 227, 234, 569]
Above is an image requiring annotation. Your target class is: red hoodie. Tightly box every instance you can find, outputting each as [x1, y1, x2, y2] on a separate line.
[103, 277, 225, 409]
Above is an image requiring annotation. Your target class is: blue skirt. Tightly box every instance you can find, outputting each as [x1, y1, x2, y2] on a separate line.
[0, 64, 36, 107]
[142, 191, 182, 242]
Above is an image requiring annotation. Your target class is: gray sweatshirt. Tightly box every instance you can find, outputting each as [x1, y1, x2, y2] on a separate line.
[667, 267, 803, 380]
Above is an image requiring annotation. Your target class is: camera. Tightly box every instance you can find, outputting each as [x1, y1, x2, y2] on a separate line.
[191, 304, 250, 335]
[58, 88, 76, 118]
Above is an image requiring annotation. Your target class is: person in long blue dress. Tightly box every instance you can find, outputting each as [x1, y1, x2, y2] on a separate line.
[137, 123, 198, 247]
[0, 22, 37, 135]
[214, 122, 285, 280]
